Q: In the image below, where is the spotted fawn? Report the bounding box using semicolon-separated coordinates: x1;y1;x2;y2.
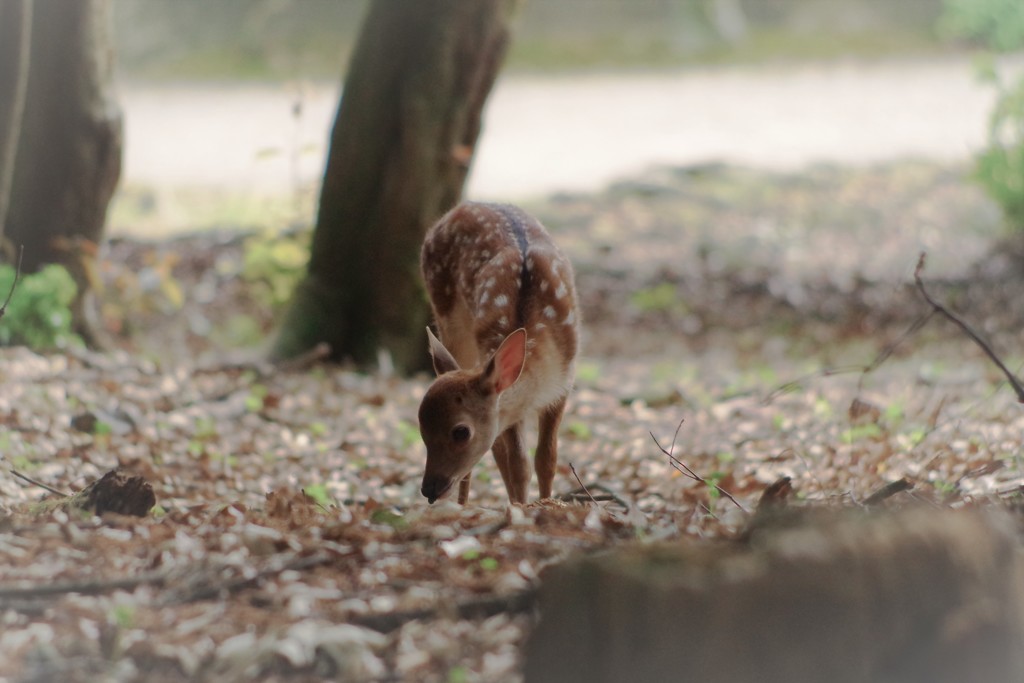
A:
418;202;579;504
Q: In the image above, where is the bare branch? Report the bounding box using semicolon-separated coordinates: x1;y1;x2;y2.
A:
568;463;598;505
862;477;914;506
651;419;748;513
352;587;538;633
0;245;23;319
915;252;1024;403
0;568;171;600
6;464;68;497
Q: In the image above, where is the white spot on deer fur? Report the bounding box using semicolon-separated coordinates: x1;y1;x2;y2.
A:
494;294;509;308
555;281;567;298
564;310;575;325
484;277;496;289
479;291;489;306
526;258;534;271
540;281;549;292
534;323;546;331
544;305;556;319
499;316;509;326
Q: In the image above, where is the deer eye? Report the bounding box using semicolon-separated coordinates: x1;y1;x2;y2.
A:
451;425;471;443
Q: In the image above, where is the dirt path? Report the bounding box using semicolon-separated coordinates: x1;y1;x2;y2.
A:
114;54;1017;235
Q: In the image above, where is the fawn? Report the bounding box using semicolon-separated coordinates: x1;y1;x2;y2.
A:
418;202;579;505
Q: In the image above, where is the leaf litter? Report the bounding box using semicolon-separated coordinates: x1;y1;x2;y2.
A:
2;161;1024;681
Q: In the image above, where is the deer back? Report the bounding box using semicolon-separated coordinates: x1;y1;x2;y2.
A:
421;202;578;422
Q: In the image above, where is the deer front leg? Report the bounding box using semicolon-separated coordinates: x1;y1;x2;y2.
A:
457;473;472;505
535;396;567;499
492;422;529;504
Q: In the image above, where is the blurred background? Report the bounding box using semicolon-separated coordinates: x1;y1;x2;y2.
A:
108;0;1021;236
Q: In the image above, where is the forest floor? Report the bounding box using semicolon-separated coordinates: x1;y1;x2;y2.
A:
2;160;1024;682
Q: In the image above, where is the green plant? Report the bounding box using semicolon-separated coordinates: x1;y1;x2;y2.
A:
447;666;469;683
111;604;135;629
461;548;499;571
303;483;332;507
242;230;310;312
841;423;883;444
939;0;1024;230
567;420;592;439
245;384;268;412
0;264;80;349
370;507;408;530
975;69;1024;229
630;282;684;313
939;0;1024;51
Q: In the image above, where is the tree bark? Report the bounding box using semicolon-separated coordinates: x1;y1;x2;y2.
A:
272;0;513;372
525;509;1024;683
0;0;32;242
2;0;122;342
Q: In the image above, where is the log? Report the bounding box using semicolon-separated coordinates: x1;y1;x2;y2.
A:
524;509;1024;683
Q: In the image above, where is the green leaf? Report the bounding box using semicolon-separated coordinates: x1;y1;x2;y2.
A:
370;508;408;530
567;421;592;439
303;483;332;507
111;604;135;629
841;423;883;444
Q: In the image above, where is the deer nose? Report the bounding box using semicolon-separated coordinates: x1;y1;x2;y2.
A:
421;475;450;504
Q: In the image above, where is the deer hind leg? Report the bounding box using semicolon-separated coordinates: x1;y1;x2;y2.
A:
491;422;529;504
535;395;567;499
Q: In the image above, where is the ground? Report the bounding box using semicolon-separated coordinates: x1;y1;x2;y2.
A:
1;160;1023;682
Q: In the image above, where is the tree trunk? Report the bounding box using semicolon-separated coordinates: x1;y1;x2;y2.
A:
0;0;32;242
525;509;1024;683
271;0;513;372
3;0;122;342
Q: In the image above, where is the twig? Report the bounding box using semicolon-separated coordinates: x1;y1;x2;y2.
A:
0;551;340;610
6;466;70;497
651;419;748;513
0;567;172;599
274;341;332;373
862;477;914;506
556;482;633;512
762;364;867;404
763;312;933;405
351;587;538;633
915;252;1024;403
568;463;597;505
193;342;332;378
0;245;23;319
162;550;336;605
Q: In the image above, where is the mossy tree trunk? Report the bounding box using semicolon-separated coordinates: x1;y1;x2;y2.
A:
1;0;122;343
271;0;514;372
525;510;1024;683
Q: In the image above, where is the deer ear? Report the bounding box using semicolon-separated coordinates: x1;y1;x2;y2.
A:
427;327;460;376
484;328;527;394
